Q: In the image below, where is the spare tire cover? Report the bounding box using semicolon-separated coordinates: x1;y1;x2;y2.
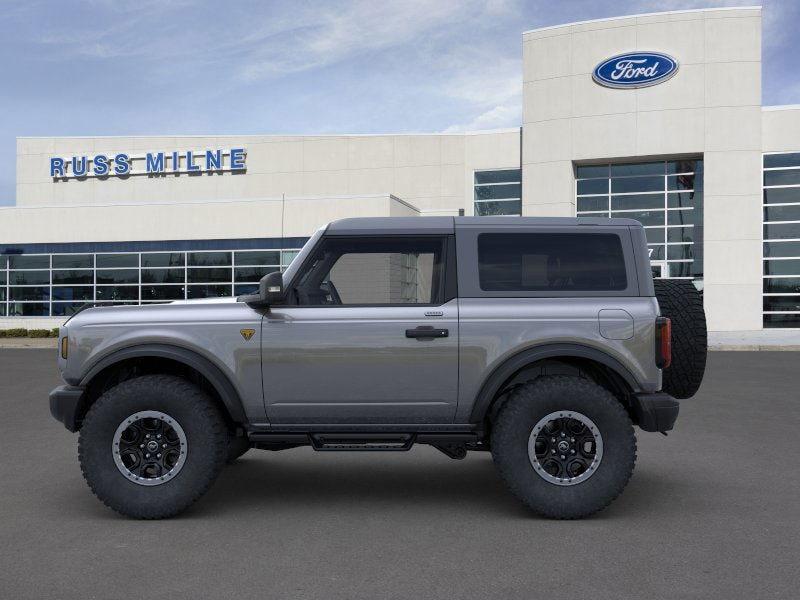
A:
654;279;707;399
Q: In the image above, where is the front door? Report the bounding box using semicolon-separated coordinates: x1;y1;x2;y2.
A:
261;235;458;424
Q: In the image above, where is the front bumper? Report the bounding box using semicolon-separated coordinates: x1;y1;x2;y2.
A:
632;392;679;433
49;385;85;432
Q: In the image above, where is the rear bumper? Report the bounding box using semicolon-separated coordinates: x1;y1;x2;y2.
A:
632;392;679;433
49;385;85;432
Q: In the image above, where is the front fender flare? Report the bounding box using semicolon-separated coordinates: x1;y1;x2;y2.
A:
79;343;247;423
468;343;641;423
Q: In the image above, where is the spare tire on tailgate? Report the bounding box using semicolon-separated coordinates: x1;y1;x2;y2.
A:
654;279;707;399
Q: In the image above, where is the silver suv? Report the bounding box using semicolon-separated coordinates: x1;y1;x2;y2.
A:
49;217;707;519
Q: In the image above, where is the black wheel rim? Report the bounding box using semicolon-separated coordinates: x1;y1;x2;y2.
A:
528;411;603;486
112;411;187;486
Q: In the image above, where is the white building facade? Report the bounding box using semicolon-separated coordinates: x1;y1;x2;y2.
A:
3;6;799;333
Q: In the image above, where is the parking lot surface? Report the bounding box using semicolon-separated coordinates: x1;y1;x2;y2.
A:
1;349;798;599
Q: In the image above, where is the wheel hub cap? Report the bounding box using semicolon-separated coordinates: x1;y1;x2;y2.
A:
528;411;603;486
112;411;187;487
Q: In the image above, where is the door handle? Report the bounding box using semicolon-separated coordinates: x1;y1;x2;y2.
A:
405;326;449;339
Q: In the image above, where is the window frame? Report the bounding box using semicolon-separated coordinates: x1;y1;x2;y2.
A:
455;224;640;298
283;234;455;308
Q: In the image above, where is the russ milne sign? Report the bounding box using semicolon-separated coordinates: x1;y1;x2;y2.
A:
592;52;678;89
50;148;246;179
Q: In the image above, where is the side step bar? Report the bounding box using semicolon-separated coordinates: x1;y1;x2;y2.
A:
247;431;483;459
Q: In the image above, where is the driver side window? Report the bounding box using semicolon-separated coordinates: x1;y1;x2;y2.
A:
293;237;445;306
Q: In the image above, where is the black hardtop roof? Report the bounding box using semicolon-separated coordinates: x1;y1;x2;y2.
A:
325;216;642;235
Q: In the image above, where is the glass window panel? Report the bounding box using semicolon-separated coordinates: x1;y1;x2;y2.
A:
474;183;521;201
96;254;138;268
234;284;258;295
187;267;231;283
10;287;50;301
667;262;693;277
764;314;800;328
667;191;701;209
96;286;139;301
576;179;608;195
667;174;698;191
188;251;231;267
577;197;608;212
764;223;800;240
644;228;665;244
0;304;5;316
52;286;93;301
610;210;664;226
187;284;233;299
52;270;93;284
141;268;184;284
0;288;5;301
52;254;93;269
0;255;6;269
667;245;694;260
764;153;800;168
234;267;274;283
764;170;800;187
0;271;5;285
764;205;800;222
281;251;299;266
477;233;627;292
763;278;800;294
9;255;48;269
648;245;665;261
763;188;800;205
575;165;608;179
667;160;702;174
610;162;664;176
8;302;49;316
764;259;800;276
51;302;87;317
141;285;184;301
763;296;800;312
667;227;694;243
611;194;664;210
141;253;185;267
234;251;280;266
611;176;663;194
668;209;698;226
9;270;49;285
96;269;138;284
474;200;521;216
764;241;800;258
474;169;521;184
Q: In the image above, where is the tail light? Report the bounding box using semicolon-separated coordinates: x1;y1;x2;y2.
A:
655;317;671;369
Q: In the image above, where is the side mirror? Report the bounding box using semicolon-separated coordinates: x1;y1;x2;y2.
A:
238;271;284;308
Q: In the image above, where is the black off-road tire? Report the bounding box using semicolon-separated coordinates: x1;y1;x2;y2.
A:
226;434;251;463
78;374;228;519
491;376;637;519
654;279;707;399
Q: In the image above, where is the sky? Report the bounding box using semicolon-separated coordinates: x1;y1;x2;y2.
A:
1;0;799;206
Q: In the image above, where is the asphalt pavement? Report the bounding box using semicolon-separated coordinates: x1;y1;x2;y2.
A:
1;349;798;599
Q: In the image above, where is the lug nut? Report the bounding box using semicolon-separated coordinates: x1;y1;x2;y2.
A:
551;438;555;443
146;434;150;439
570;449;575;454
570;438;575;442
139;444;144;448
157;434;161;439
145;453;150;458
157;453;161;458
162;443;167;448
551;449;556;454
561;432;566;438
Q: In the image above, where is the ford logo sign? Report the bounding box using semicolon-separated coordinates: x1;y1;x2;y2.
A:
592;52;678;89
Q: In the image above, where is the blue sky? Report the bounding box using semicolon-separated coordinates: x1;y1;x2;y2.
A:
2;0;798;206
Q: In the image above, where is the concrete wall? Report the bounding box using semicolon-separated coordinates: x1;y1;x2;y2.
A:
522;7;763;331
16;131;521;217
763;106;800;152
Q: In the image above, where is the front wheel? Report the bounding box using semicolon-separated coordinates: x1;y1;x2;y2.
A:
78;374;228;519
491;376;637;519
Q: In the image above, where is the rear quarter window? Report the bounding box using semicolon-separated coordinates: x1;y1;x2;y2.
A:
477;232;627;292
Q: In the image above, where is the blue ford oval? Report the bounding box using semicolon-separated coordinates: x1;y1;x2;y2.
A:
593;52;678;89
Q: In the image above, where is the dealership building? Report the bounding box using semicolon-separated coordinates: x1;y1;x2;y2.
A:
3;5;800;335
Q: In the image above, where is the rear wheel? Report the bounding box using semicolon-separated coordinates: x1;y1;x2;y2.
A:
78;374;228;519
654;279;707;399
491;376;636;519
